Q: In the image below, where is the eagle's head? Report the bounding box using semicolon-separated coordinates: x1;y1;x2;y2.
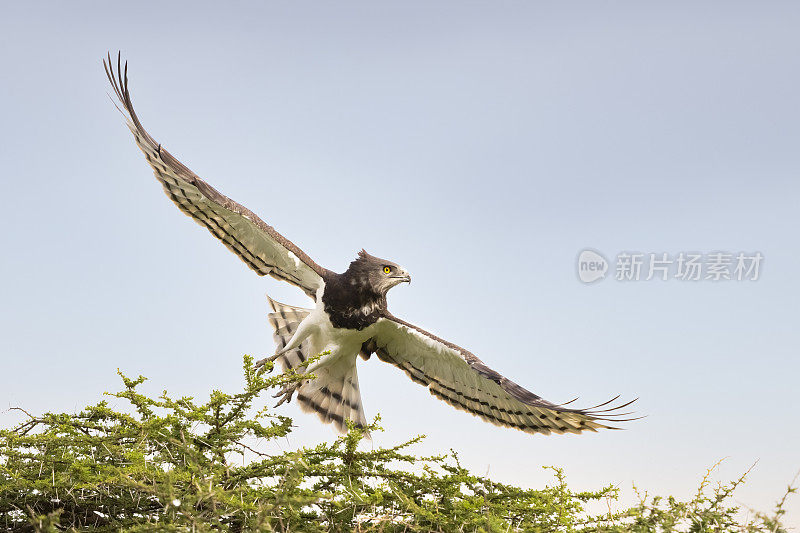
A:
346;249;411;295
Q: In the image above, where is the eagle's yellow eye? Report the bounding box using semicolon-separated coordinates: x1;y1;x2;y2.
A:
383;266;391;274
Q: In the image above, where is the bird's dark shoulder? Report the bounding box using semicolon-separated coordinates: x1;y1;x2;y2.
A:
321;271;386;331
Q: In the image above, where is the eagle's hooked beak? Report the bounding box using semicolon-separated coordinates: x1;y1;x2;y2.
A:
393;269;412;285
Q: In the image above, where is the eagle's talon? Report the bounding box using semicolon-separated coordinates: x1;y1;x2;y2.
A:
254;357;272;372
255;352;285;373
273;382;300;407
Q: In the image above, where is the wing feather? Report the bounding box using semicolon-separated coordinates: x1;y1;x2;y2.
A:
371;314;637;436
104;53;326;299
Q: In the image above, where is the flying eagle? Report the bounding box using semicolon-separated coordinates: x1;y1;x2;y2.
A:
104;53;635;436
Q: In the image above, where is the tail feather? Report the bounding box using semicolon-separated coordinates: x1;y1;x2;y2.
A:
296;363;368;434
266;296;311;372
267;295;368;434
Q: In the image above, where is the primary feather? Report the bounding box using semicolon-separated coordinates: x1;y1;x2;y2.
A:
104;53;326;299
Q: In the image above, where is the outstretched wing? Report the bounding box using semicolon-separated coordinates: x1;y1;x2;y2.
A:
104;53;326;299
370;314;636;435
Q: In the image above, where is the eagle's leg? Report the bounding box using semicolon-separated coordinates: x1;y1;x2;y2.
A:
255;314;317;371
301;356;332;376
271;352;343;407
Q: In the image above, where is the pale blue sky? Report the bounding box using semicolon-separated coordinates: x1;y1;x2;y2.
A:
1;1;798;525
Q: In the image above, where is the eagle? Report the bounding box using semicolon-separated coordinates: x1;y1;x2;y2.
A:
104;53;635;436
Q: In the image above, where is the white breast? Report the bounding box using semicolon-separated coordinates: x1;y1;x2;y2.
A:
304;303;376;365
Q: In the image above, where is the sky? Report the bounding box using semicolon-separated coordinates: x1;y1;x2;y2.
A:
1;1;798;526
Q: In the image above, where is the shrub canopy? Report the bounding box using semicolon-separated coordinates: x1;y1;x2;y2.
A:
0;356;795;532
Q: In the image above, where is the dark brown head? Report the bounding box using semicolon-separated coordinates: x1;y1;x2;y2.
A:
345;249;411;296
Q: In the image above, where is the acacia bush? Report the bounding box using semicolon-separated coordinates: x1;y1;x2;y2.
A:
0;356;795;532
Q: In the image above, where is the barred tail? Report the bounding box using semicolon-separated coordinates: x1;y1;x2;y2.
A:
267;296;312;372
266;296;368;434
296;361;368;434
